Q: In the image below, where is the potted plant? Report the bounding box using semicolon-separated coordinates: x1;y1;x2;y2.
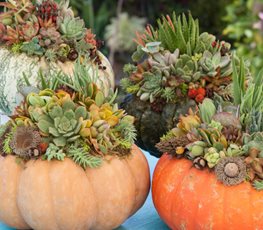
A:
0;0;114;115
0;64;150;230
120;12;249;157
152;60;263;229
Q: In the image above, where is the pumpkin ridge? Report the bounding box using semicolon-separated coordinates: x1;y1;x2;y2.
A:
155;159;192;229
152;154;174;189
184;167;213;230
47;161;62;230
124;146;150;216
251;186;263;228
123;157;138;215
169;161;199;230
192;170;223;230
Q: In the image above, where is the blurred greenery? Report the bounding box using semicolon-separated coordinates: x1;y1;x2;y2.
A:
223;0;263;74
71;0;233;41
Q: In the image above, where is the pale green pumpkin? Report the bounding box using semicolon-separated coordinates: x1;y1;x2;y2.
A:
0;48;114;115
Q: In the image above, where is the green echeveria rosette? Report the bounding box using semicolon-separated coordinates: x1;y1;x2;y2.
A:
120;12;250;157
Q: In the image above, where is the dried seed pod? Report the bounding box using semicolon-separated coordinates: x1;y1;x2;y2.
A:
215;157;246;186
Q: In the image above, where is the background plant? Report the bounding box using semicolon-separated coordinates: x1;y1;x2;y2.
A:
223;0;263;74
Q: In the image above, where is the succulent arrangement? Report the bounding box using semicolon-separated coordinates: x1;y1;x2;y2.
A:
0;63;136;169
120;12;249;156
156;59;263;189
0;0;100;63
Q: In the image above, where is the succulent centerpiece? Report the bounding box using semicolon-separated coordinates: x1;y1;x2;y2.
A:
0;0;114;115
0;64;150;230
120;12;249;157
152;60;263;229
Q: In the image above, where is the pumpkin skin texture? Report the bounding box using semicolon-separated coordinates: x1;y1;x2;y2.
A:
121;94;196;157
0;145;150;230
152;154;263;230
0;48;114;115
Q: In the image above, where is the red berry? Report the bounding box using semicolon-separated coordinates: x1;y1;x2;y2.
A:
195;94;205;103
188;89;198;99
212;41;217;47
197;88;206;96
39;142;49;153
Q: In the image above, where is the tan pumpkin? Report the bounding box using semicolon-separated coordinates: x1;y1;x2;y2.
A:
0;145;150;230
152;154;263;230
0;48;115;115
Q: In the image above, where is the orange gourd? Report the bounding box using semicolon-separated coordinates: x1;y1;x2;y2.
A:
152;154;263;230
0;145;150;230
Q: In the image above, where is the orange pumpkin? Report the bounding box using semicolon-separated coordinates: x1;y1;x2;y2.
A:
152;154;263;230
0;145;150;230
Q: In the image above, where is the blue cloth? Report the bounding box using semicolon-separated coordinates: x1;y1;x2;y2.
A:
0;151;170;230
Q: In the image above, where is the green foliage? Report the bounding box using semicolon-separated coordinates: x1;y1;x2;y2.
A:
0;122;10;137
34;97;87;147
20;38;45;56
59;16;86;40
138;12;218;55
198;98;216;124
223;0;263;74
3;132;13;154
232;57;246;105
44;144;66;161
67;145;102;169
160;129;176;142
253;180;263;191
114;116;137;145
105;12;146;52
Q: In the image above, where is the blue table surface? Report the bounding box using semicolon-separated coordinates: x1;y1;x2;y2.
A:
0;149;170;230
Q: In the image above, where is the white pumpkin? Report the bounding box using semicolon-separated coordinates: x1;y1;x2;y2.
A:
0;48;114;115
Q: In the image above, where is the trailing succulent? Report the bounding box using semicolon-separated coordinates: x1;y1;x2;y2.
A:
156;60;263;190
0;64;136;169
0;0;101;64
120;13;249;157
